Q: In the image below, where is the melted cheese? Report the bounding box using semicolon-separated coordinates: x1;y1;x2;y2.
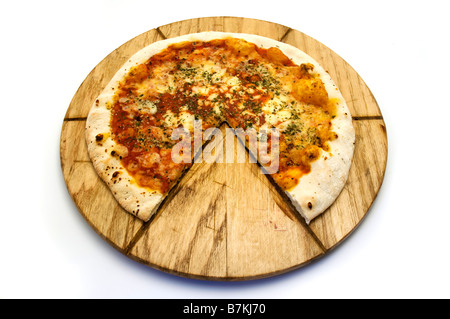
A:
110;37;338;194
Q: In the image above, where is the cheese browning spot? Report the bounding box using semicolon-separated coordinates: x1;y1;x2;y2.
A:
109;37;338;194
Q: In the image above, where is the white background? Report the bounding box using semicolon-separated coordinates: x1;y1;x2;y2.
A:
1;0;449;299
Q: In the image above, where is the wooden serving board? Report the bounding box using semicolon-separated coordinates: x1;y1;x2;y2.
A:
60;17;388;280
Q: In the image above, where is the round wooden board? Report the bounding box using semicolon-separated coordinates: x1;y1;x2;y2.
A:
60;17;388;281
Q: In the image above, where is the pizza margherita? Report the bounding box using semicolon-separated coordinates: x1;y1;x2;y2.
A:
85;32;355;224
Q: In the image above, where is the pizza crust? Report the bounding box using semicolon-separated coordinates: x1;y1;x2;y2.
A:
285;99;355;223
86;103;164;220
86;31;355;223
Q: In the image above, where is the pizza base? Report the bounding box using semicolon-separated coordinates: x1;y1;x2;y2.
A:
86;31;355;223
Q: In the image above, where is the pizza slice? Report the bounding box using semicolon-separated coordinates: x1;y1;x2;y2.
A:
85;32;355;224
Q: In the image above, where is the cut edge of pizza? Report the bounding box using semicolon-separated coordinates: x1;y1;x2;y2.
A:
85;31;355;224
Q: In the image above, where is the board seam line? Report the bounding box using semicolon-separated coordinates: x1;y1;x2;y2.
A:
156;27;168;40
231;128;328;254
123;124;225;255
352;116;383;120
280;28;293;43
63;117;87;121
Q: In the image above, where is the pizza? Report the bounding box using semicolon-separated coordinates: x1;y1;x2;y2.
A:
85;31;355;224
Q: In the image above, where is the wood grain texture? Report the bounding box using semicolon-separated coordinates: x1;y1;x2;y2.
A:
60;17;388;280
128;126;324;279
